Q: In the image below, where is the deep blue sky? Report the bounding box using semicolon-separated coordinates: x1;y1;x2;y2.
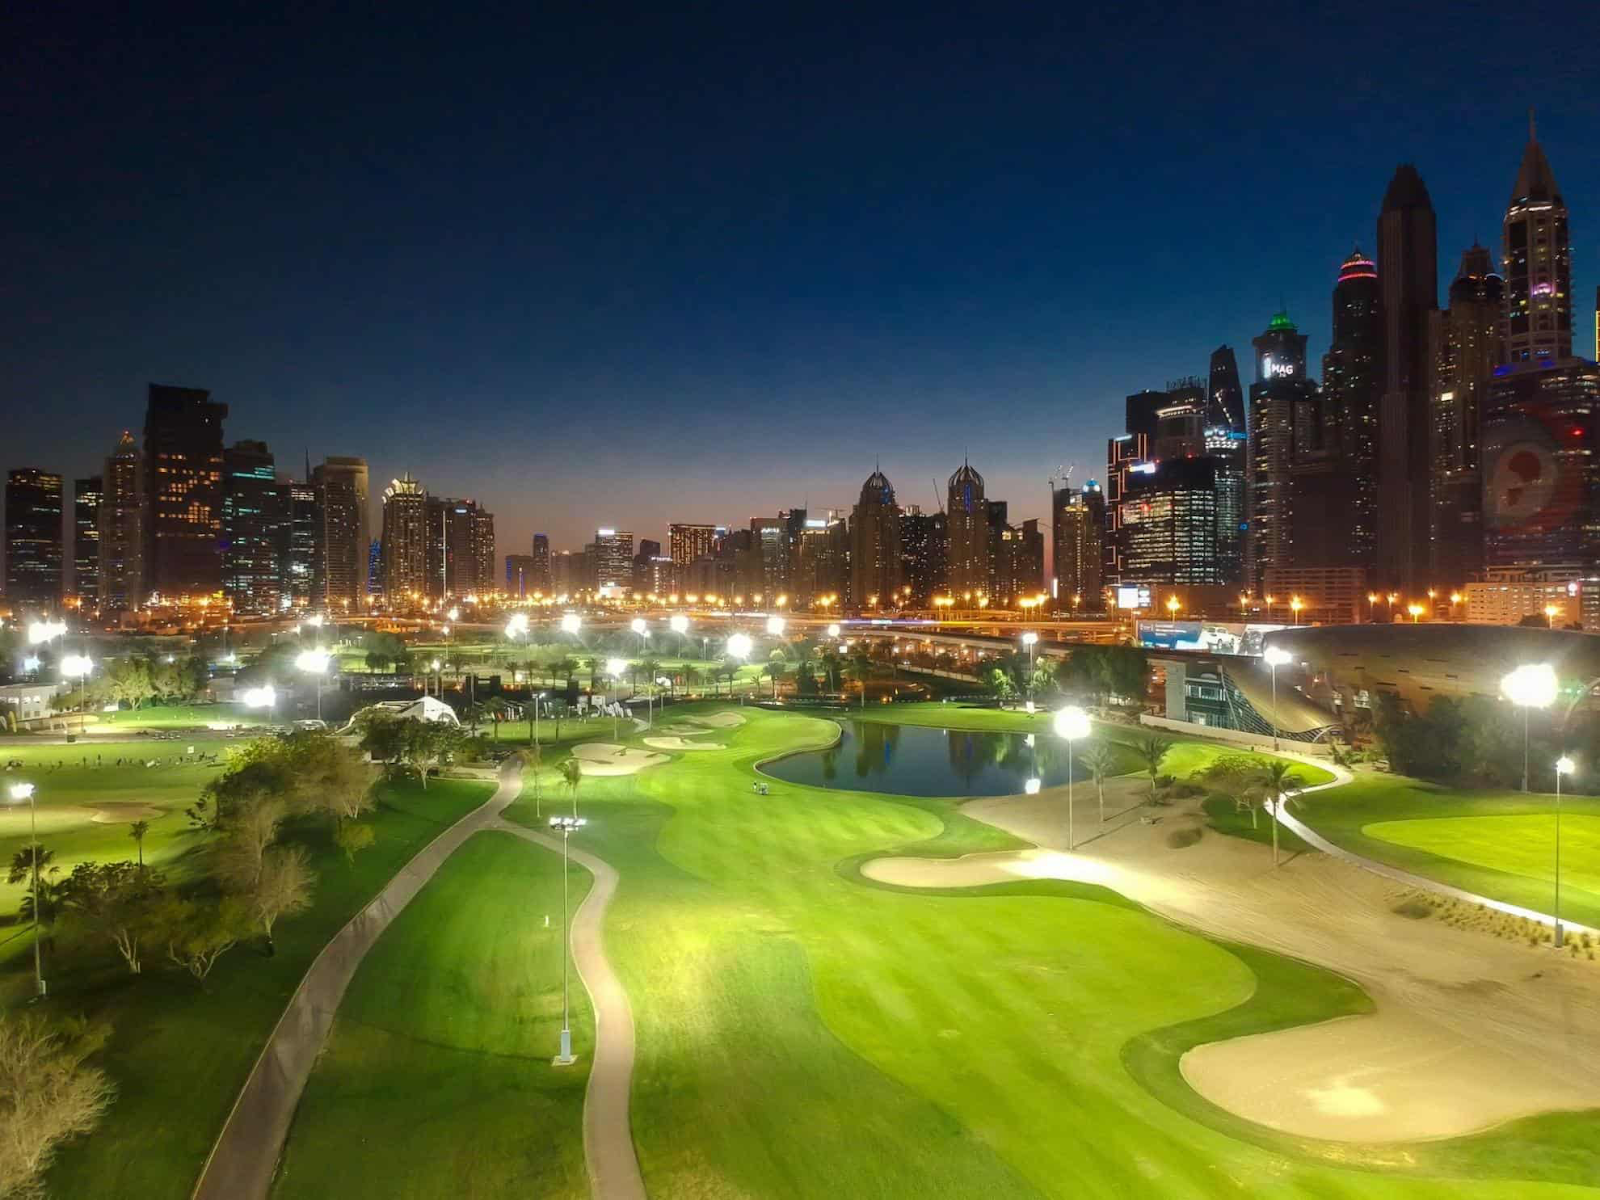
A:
5;2;1598;559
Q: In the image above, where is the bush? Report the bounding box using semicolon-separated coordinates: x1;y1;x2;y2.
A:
1165;826;1202;849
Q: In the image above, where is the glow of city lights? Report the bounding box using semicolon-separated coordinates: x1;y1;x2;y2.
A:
766;616;786;636
59;655;93;679
505;612;530;639
727;633;753;659
669;614;689;634
448;607;460;622
1053;705;1090;741
560;613;582;635
26;620;67;645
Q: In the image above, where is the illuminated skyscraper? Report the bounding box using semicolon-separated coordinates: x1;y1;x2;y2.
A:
1429;245;1504;582
1375;165;1439;589
592;528;634;592
945;460;989;596
531;533;552;592
221;441;284;615
669;523;717;566
899;506;947;604
73;476;102;606
143;383;228;600
382;474;428;601
1053;481;1104;609
4;468;63;608
1247;312;1319;589
1117;458;1220;586
1322;246;1380;570
313;457;369;605
1502;115;1571;365
849;467;901;610
98;432;143;610
1207;346;1244;431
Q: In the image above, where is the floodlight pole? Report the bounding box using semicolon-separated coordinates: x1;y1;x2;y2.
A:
1554;764;1565;948
29;788;44;997
1270;659;1280;753
1522;707;1530;793
550;816;586;1065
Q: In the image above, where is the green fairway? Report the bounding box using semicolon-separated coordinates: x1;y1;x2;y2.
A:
500;705;1599;1197
272;832;591;1200
1366;813;1600;906
92;701;253;729
37;776;494;1198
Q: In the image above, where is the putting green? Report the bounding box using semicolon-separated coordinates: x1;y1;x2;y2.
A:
1365;814;1600;902
271;832;591;1199
501;706;1600;1197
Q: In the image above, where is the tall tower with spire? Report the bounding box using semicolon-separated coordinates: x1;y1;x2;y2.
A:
1322;247;1380;571
849;464;902;610
945;460;989;597
1375;164;1438;590
1502;111;1571;364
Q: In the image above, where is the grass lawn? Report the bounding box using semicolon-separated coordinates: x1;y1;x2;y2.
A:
36;776;494;1198
92;701;253;730
271;832;591;1200
501;704;1599;1197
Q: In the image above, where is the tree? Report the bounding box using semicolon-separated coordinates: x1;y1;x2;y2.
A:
248;846;315;945
560;756;583;813
128;821;149;868
282;732;376;823
986;667;1018;700
720;656;741;697
1202;754;1266;829
212;796;286;892
399;721;463;790
0;1012;115;1199
1134;735;1168;802
763;659;787;698
357;711;409;770
157;896;248;984
462;700;486;735
58;861;166;975
103;657;156;710
482;697;510;741
334;822;376;865
1253;759;1305;867
7;845;53;887
1078;741;1120;822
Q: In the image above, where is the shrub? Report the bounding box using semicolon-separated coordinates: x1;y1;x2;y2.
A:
1165;827;1202;849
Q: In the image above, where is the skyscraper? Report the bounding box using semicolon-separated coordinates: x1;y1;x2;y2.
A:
280;481;321;609
4;469;63;607
1322;246;1381;571
142;383;228;600
313;457;369;606
1376;165;1439;589
669;524;717;566
1118;458;1220;586
849;467;901;610
899;506;947;605
426;498;496;598
994;518;1043;604
1104;432;1148;592
506;554;537;597
1207;346;1244;431
1429;245;1505;582
945;461;988;597
382;474;428;602
592;528;634;592
1502;115;1571;365
222;441;284;616
531;533;552;593
1052;481;1104;610
1246;312;1320;588
98;432;143;610
73;476;102;606
1204;426;1246;584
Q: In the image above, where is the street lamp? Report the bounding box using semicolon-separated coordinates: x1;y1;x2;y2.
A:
242;684;277;726
1290;596;1302;625
431;658;442;698
296;649;332;722
560;613;582;636
827;623;841;639
1367;592;1378;622
1021;631;1038;682
548;815;588;1065
1407;603;1423;624
1502;663;1558;792
1053;705;1091;851
766;616;786;636
61;654;92;733
1545;604;1559;629
1554;755;1574;948
1165;595;1180;618
9;783;46;996
1263;646;1291;752
669;614;689;635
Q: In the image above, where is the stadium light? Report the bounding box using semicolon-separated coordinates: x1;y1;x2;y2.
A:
1263;646;1291;752
548;814;588;1064
1502;664;1558;792
1052;705;1091;850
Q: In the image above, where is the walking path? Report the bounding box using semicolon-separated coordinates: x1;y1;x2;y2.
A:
495;817;647;1200
191;758;644;1200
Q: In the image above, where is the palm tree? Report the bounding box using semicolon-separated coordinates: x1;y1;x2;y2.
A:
559;756;583;816
129;820;150;867
463;700;486;735
1078;742;1120;822
1253;759;1305;867
764;660;787;698
1134;735;1169;802
483;696;510;741
847;651;876;708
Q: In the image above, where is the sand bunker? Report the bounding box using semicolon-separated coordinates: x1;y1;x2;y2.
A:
570;743;668;776
82;803;165;824
862;775;1600;1142
643;737;722;751
683;712;745;729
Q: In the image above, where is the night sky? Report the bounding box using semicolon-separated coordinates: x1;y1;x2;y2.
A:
6;3;1599;559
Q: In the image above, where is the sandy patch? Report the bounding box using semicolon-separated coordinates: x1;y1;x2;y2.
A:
683;712;745;729
82;803;166;824
863;775;1600;1142
570;743;669;776
643;737;723;751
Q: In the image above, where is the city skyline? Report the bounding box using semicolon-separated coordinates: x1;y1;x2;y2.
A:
6;6;1599;558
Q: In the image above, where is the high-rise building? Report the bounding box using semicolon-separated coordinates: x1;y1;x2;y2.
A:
1481;358;1600;571
1205;427;1247;584
98;432;143;610
1322;247;1381;571
985;499;1010;596
1246;312;1321;589
313;457;369;606
506;554;537;597
994;518;1044;604
73;476;102;606
1429;245;1505;583
4;469;63;607
1207;346;1244;431
945;461;989;597
849;467;901;610
1375;165;1439;589
1118;458;1221;586
1502;116;1571;365
899;506;947;605
1154;380;1207;458
367;539;383;600
469;506;495;594
530;533;553;593
221;441;284;616
1052;481;1104;610
280;481;321;610
425;498;496;598
1104;432;1149;591
382;474;428;602
751;517;789;599
592;528;634;592
669;523;717;566
1125;390;1170;445
550;550;584;596
142;383;228;600
791;513;848;607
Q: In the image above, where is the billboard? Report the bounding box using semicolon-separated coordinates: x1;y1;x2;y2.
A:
1137;620;1287;657
1116;585;1152;610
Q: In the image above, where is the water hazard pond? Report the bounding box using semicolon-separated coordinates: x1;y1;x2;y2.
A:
760;718;1083;798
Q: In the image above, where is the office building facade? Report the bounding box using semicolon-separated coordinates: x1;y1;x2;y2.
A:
143;383;228;599
98;432;144;610
4;469;64;607
73;476;102;605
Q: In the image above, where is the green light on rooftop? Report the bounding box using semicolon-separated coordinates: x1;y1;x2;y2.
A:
1268;310;1295;331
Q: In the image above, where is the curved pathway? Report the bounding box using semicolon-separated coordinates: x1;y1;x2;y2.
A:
494;817;647;1200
